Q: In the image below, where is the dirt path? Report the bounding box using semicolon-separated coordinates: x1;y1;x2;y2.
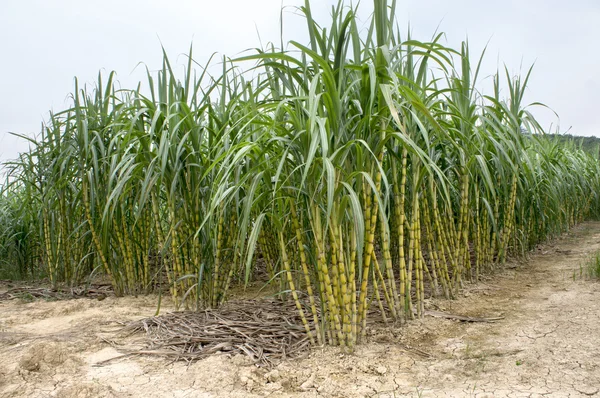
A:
1;222;600;398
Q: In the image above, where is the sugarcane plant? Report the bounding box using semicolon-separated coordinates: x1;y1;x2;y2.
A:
1;0;599;349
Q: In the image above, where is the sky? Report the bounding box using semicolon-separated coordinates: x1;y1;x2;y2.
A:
1;0;599;162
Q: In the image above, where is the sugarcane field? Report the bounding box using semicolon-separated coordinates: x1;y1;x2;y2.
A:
1;0;600;397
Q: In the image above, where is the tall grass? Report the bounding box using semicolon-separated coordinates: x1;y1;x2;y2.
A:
1;0;600;347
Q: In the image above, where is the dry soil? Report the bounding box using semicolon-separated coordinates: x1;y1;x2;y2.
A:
1;222;600;397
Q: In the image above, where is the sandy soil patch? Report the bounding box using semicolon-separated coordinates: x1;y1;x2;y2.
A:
1;222;600;397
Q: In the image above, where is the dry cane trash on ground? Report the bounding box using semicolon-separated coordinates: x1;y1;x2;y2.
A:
0;284;113;301
106;296;503;368
114;298;316;367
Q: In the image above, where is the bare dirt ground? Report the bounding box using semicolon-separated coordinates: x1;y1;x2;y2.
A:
1;222;600;398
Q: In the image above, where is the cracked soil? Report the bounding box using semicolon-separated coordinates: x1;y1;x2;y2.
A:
1;222;600;397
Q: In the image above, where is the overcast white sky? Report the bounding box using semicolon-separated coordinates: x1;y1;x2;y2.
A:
1;0;599;162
